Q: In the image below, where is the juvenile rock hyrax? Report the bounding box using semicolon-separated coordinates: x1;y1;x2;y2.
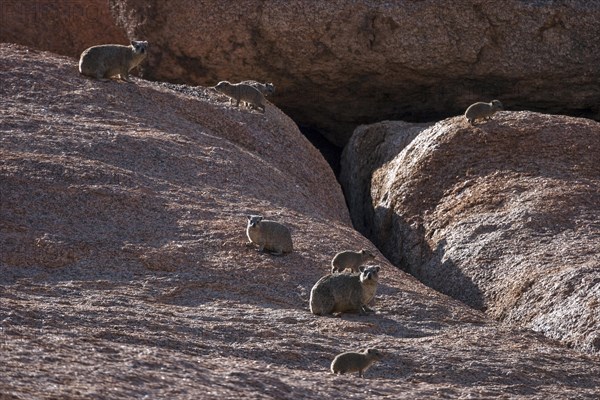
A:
246;215;293;256
464;100;504;124
215;81;266;112
331;249;375;274
331;348;384;378
310;266;380;315
78;41;149;82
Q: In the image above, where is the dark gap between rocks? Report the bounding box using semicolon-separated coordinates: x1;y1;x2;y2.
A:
298;124;342;178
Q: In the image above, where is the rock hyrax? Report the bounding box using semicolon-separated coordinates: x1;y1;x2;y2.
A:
331;249;375;274
215;81;266;112
246;215;293;256
310;266;380;315
79;40;148;82
464;100;503;124
331;348;384;378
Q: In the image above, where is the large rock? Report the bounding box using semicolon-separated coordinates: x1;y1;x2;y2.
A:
109;0;600;146
341;112;600;353
0;0;128;57
2;44;600;398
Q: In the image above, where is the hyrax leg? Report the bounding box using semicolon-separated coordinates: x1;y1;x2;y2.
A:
119;68;132;83
360;305;374;314
256;243;284;256
270;248;284;257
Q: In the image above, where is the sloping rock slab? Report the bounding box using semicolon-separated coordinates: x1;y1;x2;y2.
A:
1;45;599;398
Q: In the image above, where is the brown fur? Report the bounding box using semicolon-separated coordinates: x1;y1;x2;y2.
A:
215;81;266;112
465;100;503;124
331;348;384;378
331;249;375;273
79;41;148;82
246;215;293;256
310;266;380;315
240;80;275;96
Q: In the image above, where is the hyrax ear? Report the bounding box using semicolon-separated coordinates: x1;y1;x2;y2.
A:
374;266;381;272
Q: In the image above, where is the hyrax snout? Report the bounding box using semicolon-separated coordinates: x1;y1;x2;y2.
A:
79;40;148;82
310;265;380;315
331;249;375;273
246;215;293;256
330;348;384;378
464;100;503;124
215;81;266;112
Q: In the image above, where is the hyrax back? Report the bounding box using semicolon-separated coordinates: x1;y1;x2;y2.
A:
240;80;276;97
246;215;293;256
465;100;503;124
310;266;380;315
331;249;375;273
331;348;384;378
79;41;148;82
215;81;266;112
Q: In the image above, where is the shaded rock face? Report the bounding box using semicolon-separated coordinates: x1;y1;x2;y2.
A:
340;121;434;237
109;0;600;146
341;112;600;353
0;0;128;57
3;44;600;398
